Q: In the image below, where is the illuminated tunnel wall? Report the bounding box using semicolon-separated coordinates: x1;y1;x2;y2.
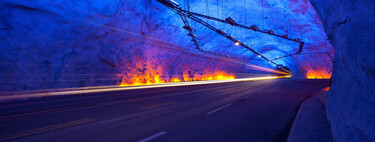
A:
310;0;375;141
0;0;333;91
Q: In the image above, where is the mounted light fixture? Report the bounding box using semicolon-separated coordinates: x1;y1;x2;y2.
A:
156;0;304;63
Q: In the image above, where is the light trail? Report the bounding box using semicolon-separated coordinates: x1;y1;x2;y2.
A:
246;65;288;75
0;76;291;102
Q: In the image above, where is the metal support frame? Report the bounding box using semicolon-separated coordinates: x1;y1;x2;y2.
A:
271;51;331;61
179;14;200;49
156;0;293;73
180;10;305;54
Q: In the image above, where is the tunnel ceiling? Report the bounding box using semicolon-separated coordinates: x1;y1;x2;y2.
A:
0;0;334;91
154;0;334;77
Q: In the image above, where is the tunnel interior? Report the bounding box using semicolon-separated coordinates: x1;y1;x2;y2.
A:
0;0;333;91
1;0;374;141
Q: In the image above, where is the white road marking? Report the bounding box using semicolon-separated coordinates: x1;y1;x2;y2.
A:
242;95;251;100
138;131;167;142
207;103;233;114
0;76;291;102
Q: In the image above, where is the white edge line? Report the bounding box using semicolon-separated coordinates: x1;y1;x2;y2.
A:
0;76;291;101
207;103;233;115
138;131;167;142
242;95;251;100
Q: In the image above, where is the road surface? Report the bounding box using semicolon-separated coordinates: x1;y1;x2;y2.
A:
0;79;329;142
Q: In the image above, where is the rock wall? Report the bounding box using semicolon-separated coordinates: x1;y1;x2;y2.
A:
0;0;246;91
309;0;375;141
0;0;333;92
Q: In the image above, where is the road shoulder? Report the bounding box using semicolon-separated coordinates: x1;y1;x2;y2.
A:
287;89;333;142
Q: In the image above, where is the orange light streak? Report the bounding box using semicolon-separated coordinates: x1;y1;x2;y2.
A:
324;87;330;92
0;75;291;102
246;65;288;75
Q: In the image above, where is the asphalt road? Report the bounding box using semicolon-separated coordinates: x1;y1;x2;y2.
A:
0;79;329;142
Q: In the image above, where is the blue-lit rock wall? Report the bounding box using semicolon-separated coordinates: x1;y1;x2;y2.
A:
310;0;375;141
0;0;332;91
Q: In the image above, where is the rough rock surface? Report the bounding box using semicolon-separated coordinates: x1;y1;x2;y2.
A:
310;0;375;141
0;0;332;91
287;96;333;142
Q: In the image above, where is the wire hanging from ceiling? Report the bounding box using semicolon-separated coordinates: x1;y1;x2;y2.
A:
187;0;190;11
221;0;224;20
262;0;265;30
205;0;209;16
182;0;185;11
244;0;247;25
216;0;220;27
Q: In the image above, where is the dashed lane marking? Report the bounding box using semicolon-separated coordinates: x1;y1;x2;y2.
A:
207;103;233;114
138;131;167;142
141;101;178;110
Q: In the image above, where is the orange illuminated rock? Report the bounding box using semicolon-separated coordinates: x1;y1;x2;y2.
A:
306;69;331;79
120;68;235;86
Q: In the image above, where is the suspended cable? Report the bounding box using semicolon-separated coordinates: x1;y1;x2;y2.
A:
187;0;190;11
277;3;279;33
262;0;264;30
223;0;227;31
156;0;304;69
205;0;209;16
221;0;224;19
234;11;237;36
276;3;281;49
271;52;331;61
42;0;264;70
216;0;220;27
244;0;247;25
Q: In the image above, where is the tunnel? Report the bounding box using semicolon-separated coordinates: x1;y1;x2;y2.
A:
0;0;374;141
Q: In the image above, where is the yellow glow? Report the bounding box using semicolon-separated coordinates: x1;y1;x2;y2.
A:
121;70;236;87
306;70;331;79
190;71;235;81
235;42;240;45
172;78;181;82
1;76;291;101
246;64;288;75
